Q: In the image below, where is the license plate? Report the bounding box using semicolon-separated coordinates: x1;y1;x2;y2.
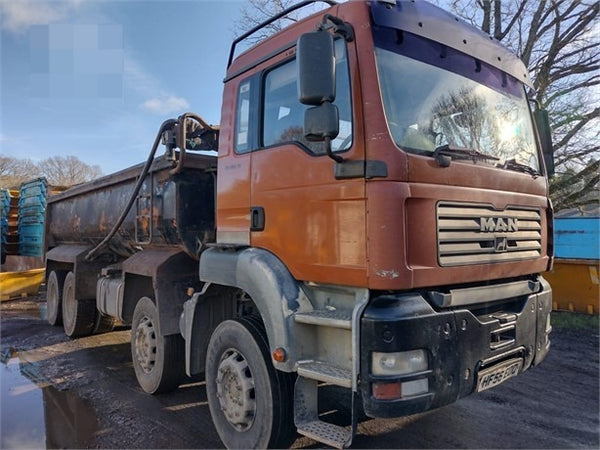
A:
476;358;523;392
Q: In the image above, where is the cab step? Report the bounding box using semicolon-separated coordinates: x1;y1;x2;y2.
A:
294;309;352;329
296;420;351;449
297;360;352;388
294;375;355;448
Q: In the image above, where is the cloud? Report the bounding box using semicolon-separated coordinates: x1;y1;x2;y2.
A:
124;57;190;115
123;56;161;98
0;0;81;35
141;96;190;114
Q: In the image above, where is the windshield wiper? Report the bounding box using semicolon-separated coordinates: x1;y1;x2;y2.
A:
498;158;541;178
433;144;499;167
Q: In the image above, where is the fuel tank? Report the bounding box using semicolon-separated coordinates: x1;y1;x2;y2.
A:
44;154;216;260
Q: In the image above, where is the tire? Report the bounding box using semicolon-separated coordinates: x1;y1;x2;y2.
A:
131;297;184;394
93;311;116;334
62;271;96;338
47;270;67;326
206;317;296;449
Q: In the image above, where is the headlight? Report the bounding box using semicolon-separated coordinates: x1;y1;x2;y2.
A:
372;349;428;376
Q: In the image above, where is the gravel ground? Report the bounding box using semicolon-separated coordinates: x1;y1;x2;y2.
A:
1;296;598;449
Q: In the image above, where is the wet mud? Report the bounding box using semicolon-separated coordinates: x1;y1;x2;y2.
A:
1;296;598;449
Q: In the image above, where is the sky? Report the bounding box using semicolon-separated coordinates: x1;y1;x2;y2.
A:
0;0;247;174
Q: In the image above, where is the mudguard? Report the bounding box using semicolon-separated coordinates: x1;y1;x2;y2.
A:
199;247;312;371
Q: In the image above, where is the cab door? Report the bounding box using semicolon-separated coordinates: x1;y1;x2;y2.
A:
216;76;254;246
250;39;368;286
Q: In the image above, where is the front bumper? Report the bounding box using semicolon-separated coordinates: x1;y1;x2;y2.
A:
360;276;552;418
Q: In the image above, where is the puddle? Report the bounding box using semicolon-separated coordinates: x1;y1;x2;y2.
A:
1;352;98;449
0;301;43;320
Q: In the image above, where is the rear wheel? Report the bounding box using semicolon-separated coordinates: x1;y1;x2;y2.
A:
47;270;67;326
206;317;296;449
62;271;95;338
131;297;184;394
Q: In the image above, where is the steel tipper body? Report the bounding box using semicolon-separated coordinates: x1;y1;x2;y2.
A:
44;151;217;391
44;154;216;258
193;0;553;448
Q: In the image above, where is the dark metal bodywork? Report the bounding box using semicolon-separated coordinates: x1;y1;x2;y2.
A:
44;154;217;261
44;153;216;335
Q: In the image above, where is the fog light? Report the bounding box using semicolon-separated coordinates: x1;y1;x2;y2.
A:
372;378;429;400
372;349;428;376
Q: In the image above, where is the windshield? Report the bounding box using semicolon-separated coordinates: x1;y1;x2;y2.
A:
374;32;540;172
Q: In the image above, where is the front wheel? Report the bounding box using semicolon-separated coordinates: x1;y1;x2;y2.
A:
131;297;184;394
205;317;296;449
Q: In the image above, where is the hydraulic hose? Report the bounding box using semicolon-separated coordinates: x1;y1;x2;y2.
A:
170;112;212;175
85;119;177;261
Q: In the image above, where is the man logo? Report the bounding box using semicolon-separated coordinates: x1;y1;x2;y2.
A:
494;236;508;252
480;217;518;232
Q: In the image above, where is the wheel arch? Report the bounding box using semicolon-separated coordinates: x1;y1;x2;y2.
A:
199;247;311;372
121;273;154;324
122;249;201;335
182;283;240;376
45;245;104;299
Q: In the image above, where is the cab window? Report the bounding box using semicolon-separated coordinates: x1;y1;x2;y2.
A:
262;39;352;154
235;80;252;153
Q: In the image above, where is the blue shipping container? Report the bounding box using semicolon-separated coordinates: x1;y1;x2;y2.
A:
18;223;44;238
20;177;47;190
18;195;46;208
20;184;46;198
554;217;600;260
19;205;45;216
18;244;43;257
19;213;46;224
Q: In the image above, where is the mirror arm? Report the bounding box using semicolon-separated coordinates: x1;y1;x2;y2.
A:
318;14;354;41
527;97;542;111
325;137;344;163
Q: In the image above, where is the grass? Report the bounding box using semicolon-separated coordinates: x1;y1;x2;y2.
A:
551;311;599;332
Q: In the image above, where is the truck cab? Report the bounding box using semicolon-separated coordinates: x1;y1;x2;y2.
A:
198;0;552;447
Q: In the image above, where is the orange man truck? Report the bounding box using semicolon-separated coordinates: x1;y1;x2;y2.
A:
43;1;554;448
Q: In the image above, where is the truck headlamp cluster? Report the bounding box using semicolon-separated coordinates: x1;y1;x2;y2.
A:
372;379;429;400
372;349;428;375
371;350;429;400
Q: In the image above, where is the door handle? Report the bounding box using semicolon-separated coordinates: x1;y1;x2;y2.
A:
250;206;265;231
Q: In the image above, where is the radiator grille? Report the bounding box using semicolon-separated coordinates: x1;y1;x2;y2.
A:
437;203;542;266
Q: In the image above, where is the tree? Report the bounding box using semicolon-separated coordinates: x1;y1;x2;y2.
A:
549;159;599;210
0;155;40;189
0;154;102;189
433;0;599;211
234;0;331;45
37;155;102;186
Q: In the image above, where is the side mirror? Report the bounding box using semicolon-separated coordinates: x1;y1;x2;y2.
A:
533;108;554;176
297;30;342;162
297;31;336;105
304;102;339;142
